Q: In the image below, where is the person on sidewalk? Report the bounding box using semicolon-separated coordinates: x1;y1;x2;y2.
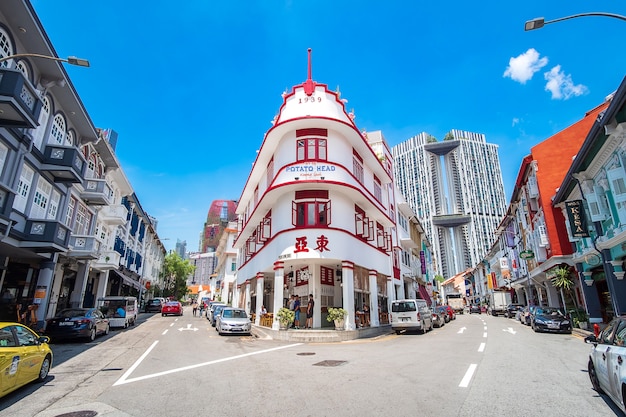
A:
305;294;314;329
293;295;301;329
192;300;198;317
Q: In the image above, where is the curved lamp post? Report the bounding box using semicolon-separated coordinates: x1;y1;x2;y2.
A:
525;12;626;31
0;53;89;66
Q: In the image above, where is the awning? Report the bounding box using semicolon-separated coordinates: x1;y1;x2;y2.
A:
112;269;141;291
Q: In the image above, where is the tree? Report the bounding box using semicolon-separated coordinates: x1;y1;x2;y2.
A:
550;265;582;319
161;252;195;300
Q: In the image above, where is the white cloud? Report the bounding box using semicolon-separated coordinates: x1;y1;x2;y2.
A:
543;65;588;100
503;48;548;84
512;117;520;127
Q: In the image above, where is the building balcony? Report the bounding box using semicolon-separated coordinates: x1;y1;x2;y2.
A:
40;145;86;183
0;68;43;129
99;204;128;225
20;220;70;252
67;235;102;260
80;178;112;206
91;250;121;270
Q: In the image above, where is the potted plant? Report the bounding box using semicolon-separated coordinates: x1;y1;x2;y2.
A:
326;307;347;330
276;307;294;330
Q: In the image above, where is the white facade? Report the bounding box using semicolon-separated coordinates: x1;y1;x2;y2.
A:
234;59;396;330
392;129;507;280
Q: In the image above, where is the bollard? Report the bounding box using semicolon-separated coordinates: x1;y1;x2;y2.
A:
593;323;600;337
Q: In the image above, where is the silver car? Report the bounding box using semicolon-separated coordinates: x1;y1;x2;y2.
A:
585;315;626;413
216;308;252;335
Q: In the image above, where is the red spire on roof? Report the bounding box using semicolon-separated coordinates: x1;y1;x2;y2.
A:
303;48;316;96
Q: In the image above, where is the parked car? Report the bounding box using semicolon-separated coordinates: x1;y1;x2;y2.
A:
211;305;227;327
207;302;226;322
216;308;252;335
519;305;535;325
161;301;183;316
431;309;446;328
390;299;433;334
439;305;456;321
585;316;626;413
435;306;451;323
469;305;481;314
504;304;525;318
529;307;572;334
0;323;52;398
145;299;163;313
45;308;110;342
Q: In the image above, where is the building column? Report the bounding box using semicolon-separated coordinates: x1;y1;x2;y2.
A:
96;270;110;300
245;280;252;316
34;260;56;327
69;262;90;308
578;266;602;323
255;273;264;325
272;262;284;330
545;283;560;308
341;261;355;330
605;252;626;316
369;270;379;327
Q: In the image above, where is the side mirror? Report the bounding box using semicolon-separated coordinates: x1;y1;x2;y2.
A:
38;336;50;344
584;335;598;344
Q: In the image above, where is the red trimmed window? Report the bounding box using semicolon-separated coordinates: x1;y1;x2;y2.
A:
266;157;274;188
373;175;382;201
256;210;271;244
376;222;392;252
297;138;327;161
320;266;334;286
355;204;374;241
292;190;330;227
353;149;364;183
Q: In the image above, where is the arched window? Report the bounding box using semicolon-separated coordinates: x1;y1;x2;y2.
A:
86;153;97;178
65;130;74;146
32;96;50;150
15;60;29;78
0;28;13;67
49;114;66;145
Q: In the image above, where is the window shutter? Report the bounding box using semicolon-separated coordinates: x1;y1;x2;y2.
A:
607;168;626;204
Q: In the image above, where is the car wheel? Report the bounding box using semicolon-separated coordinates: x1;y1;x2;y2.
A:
588;359;604;393
162;313;165;316
105;324;110;335
88;327;96;342
532;322;539;332
37;354;52;382
395;330;402;335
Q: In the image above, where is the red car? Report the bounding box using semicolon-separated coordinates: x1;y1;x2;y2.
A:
161;301;183;316
439;305;456;321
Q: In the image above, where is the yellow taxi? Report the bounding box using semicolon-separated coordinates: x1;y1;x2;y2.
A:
0;322;52;398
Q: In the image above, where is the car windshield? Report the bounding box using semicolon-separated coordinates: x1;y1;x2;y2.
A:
392;301;416;312
57;309;88;318
537;307;563;316
149;300;161;305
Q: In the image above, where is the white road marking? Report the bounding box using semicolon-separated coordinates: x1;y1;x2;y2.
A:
457;327;466;334
503;327;517;335
459;364;477;387
484;326;487;331
113;343;303;386
478;343;485;352
169;323;174;327
162;329;168;335
178;324;198;331
114;341;159;386
483;332;487;338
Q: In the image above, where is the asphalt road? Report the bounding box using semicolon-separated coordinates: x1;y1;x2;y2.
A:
0;308;622;417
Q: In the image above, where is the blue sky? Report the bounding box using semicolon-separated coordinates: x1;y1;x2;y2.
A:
31;1;626;252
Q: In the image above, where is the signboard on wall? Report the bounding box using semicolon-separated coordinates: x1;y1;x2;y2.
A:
565;200;590;238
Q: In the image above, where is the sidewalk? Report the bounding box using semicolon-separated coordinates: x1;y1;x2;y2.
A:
251;324;392;342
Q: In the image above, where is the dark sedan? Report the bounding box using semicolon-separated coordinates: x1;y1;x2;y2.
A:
45;308;110;342
469;305;481;314
530;307;572;334
504;304;525;318
145;299;163;313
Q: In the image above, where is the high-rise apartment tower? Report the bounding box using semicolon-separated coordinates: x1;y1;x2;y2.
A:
392;129;507;279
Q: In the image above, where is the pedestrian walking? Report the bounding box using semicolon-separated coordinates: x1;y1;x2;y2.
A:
293;295;301;329
192;300;198;317
305;294;314;329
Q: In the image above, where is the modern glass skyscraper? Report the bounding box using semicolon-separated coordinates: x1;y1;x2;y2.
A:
392;129;507;279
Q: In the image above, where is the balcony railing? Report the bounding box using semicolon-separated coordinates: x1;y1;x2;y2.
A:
67;235;101;260
80;178;112;206
91;249;121;270
0;68;43;129
40;145;86;183
21;220;70;252
99;204;128;225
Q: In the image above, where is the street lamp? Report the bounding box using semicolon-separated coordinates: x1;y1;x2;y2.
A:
525;12;626;31
0;53;90;67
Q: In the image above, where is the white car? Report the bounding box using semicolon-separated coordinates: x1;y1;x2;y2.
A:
216;308;251;335
585;316;626;413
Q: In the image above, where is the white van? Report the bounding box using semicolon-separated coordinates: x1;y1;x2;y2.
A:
390;299;433;334
98;296;138;328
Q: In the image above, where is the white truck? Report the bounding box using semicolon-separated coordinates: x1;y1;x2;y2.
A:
488;290;512;316
446;293;465;314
